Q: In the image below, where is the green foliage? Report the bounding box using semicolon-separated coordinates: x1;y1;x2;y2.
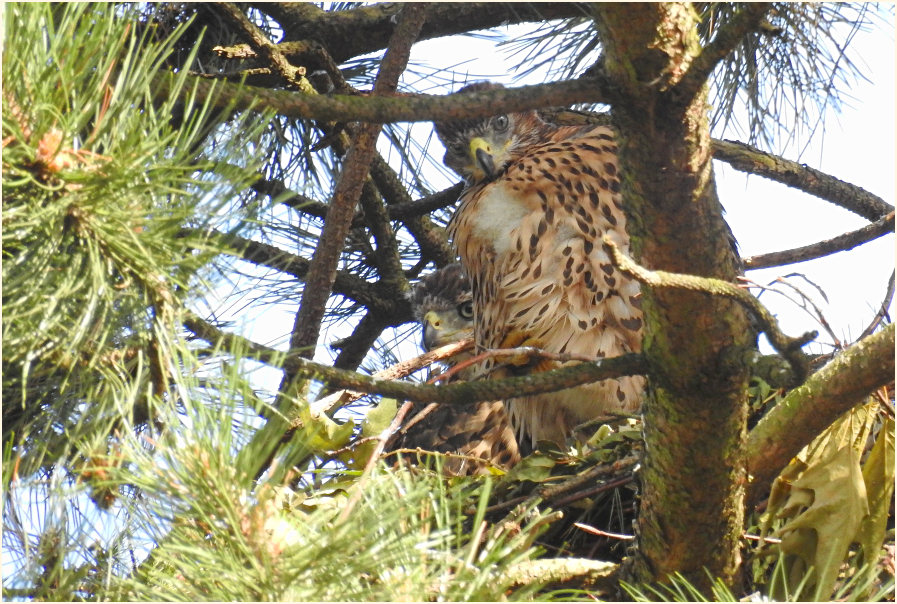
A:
109;425;555;601
2;3;267;474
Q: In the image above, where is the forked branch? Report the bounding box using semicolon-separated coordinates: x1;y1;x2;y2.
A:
603;235;816;383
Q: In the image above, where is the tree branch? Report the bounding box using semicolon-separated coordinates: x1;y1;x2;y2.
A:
744;211;894;270
857;270;895;341
329;312;390;372
287;5;426;359
214;2;314;92
182;312;648;406
255;2;587;65
205;230;381;308
156;73;610;125
745;323;895;503
502;558;618;593
318;339;474;416
712;139;894;222
603;235;815;383
682;4;773;98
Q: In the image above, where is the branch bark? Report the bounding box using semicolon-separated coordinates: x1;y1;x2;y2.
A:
682;4;773;97
744;211;894;270
155;73;610;125
256;2;587;64
745;323;895;504
183;312;648;406
287;5;426;361
712;139;894;222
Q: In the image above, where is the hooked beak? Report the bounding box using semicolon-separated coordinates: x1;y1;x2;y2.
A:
422;310;442;351
469;137;496;178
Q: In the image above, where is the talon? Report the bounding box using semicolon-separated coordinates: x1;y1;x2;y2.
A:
498;332;555;371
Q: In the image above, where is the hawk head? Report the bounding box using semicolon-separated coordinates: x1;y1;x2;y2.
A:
410;263;473;352
434;82;552;185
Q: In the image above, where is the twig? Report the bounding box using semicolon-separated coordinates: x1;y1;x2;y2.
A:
551;474;636;508
744;211;894;270
381;447;509;473
337;400;415;523
603;235;815;383
434;346;609;384
538;456;639;502
740;275;842;350
858;270;895;342
310;338;473;417
742;533;782;544
485;459;639;515
573;522;635;541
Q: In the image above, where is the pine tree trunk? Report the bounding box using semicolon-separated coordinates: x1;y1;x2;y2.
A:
592;3;756;588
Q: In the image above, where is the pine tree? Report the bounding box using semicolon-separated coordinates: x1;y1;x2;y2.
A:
3;3;893;600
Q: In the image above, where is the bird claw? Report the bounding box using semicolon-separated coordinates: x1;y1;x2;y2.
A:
498;332;556;372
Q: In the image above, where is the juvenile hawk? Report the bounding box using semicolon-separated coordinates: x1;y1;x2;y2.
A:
435;82;645;448
391;264;521;474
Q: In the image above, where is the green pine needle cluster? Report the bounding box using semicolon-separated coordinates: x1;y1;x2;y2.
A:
2;3;266;474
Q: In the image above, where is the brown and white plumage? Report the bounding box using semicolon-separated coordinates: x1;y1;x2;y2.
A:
435;82;645;448
393;264;520;474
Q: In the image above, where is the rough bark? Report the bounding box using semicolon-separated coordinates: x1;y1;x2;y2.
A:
256;2;587;65
592;3;763;588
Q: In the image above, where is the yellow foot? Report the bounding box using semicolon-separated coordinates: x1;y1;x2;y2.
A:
498;332;556;372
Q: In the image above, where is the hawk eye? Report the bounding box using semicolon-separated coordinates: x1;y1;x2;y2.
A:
457;300;474;320
448;141;467;155
493;115;510;131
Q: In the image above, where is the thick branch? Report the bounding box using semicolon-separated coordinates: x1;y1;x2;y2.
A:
746;323;895;503
288;5;426;358
256;3;586;65
156;73;609;125
712;139;894;222
744;211;894;270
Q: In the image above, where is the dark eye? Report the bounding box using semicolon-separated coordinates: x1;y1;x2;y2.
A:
457;300;473;320
493;115;509;131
